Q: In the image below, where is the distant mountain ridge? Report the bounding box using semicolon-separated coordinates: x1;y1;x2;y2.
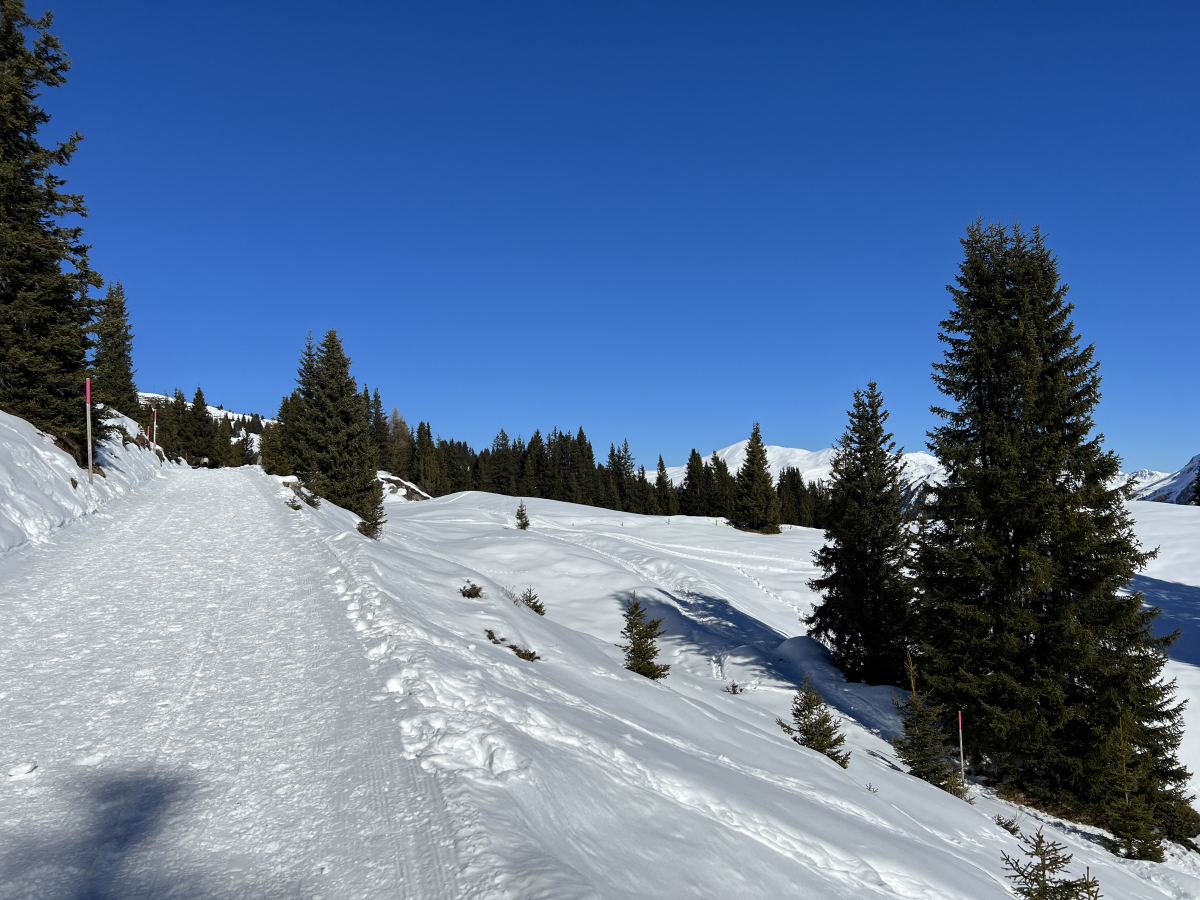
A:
668;440;1199;505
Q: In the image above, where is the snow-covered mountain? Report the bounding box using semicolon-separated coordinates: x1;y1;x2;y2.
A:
1125;455;1199;505
665;440;944;495
137;390;271;424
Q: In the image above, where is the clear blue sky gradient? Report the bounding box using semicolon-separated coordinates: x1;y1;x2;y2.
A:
41;2;1199;471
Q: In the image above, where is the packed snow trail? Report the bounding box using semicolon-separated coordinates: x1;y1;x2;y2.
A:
0;467;462;899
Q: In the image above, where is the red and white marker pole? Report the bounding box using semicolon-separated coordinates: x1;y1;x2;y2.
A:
85;377;93;485
958;709;966;785
152;407;157;450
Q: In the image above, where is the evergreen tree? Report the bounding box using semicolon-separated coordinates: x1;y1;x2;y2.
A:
0;1;103;458
776;675;850;768
413;421;441;494
655;456;679;516
369;388;388;470
186;386;214;464
777;466;815;528
708;452;736;520
892;655;963;796
805;382;913;685
733;423;780;531
89;281;138;417
1001;828;1102;900
620;594;670;680
515;500;530;530
679;449;709;516
258;419;291;475
307;330;384;529
284;332;320;484
388;407;413;478
916;221;1195;851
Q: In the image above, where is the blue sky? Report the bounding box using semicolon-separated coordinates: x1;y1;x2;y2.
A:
42;2;1198;471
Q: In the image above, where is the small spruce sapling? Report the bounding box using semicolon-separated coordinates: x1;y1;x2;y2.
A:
777;675;850;768
1001;828;1102;900
620;593;670;680
519;586;545;615
892;654;964;796
515;501;530;530
460;581;484;599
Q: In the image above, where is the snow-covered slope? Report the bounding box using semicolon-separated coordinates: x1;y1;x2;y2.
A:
1128;456;1200;505
2;418;1198;897
137;391;271;424
665;439;943;493
0;408;178;555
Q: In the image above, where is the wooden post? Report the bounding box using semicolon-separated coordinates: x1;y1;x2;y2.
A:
85;377;93;485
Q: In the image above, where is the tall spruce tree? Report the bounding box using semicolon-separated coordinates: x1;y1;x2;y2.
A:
89;281;138;417
805;382;913;685
733;423;780;532
308;330;384;530
0;2;103;456
620;593;670;680
679;449;708;516
916;220;1196;854
655;456;679;516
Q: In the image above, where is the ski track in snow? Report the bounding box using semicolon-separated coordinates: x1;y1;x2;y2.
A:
0;469;464;899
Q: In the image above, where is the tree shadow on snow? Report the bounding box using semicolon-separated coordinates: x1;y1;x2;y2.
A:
1129;574;1200;667
0;769;301;900
616;589;904;740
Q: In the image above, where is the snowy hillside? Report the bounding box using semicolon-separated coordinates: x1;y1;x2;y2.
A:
665;439;943;494
1128;455;1200;505
2;422;1198;897
137;391;271;424
0;408;178;555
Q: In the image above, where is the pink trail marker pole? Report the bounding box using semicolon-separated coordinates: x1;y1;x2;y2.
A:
958;710;966;786
85;377;93;485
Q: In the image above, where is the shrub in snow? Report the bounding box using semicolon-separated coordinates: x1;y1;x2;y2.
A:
620;594;669;680
723;681;744;694
776;675;850;768
460;581;484;599
485;629;540;661
515;500;530;530
502;583;544;614
1001;827;1100;900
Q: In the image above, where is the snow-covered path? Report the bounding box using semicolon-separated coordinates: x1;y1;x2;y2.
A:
0;468;461;899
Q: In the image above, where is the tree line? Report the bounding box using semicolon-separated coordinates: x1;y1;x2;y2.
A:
806;221;1198;860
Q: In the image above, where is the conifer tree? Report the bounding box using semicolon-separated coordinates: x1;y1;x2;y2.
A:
805;383;913;685
186;386;214;464
679;449;709;516
284;332;320;484
0;1;103;457
708;453;736;519
776;675;850;768
620;593;670;680
734;423;780;531
892;655;962;796
369;388;388;470
258;419;291;475
1001;828;1101;900
916;221;1196;852
89;281;138;417
655;456;680;516
413;422;441;494
388;408;413;478
515;500;530;530
307;330;383;528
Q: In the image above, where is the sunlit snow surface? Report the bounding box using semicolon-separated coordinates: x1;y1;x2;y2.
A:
1;429;1198;897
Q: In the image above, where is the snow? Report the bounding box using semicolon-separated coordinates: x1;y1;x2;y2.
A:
1;416;1198;898
137;391;272;425
0;408;180;556
1128;456;1200;505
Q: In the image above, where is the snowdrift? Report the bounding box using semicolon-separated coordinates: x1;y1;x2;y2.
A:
281;485;1200;898
0;408;177;555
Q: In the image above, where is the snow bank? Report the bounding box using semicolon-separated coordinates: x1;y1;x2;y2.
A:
278;488;1200;898
0;409;177;555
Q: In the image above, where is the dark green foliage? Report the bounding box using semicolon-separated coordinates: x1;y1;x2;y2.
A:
776;675;850;768
891;655;963;796
805;382;913;685
1001;828;1101;900
388;407;413;477
186;387;214;465
460;581;484;599
89;281;138;417
515;500;530;530
917;220;1195;855
621;594;670;680
517;586;545;615
776;467;831;529
485;629;540;661
679;449;708;516
655;456;680;516
258;420;292;475
369;388;388;470
733;423;780;532
0;1;103;459
708;452;737;520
